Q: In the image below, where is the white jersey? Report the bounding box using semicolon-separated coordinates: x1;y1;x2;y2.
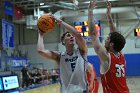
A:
60;49;88;93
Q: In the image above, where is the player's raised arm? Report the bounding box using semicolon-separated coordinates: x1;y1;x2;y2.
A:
88;0;108;62
52;15;88;55
37;31;60;64
106;0;116;32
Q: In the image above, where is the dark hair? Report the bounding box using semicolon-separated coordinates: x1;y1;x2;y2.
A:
109;32;126;52
61;32;69;45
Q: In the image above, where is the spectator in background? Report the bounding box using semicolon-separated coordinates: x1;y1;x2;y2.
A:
20;64;30;88
51;69;58;83
47;69;51;82
36;68;43;84
29;69;36;85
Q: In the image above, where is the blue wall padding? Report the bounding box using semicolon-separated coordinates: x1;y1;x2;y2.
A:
87;56;100;77
124;54;140;76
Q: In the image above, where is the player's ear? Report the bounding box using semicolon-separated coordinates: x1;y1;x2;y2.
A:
62;40;65;45
110;42;114;47
62;42;65;45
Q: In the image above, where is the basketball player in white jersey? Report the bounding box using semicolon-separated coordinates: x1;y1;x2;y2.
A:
37;14;94;93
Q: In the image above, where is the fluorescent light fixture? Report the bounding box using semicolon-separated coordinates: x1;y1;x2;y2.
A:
83;0;119;4
40;3;44;5
40;5;51;8
59;1;75;6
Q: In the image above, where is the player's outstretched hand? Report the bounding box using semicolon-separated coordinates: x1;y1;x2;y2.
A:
106;0;111;15
88;0;96;12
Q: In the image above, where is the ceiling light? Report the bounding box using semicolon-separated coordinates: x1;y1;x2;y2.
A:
83;0;119;4
40;3;44;5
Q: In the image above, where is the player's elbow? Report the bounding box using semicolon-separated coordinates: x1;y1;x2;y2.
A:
37;49;44;55
37;46;45;52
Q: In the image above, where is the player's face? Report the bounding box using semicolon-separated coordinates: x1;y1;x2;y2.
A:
63;33;75;46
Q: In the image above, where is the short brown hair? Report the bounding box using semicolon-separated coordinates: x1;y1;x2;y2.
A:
110;32;126;52
61;32;69;45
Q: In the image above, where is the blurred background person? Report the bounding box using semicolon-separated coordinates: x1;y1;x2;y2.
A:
20;64;30;88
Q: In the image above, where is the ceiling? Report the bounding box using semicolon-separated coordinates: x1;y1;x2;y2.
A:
11;0;140;14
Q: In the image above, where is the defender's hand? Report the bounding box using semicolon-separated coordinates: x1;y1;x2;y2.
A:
106;0;111;15
88;0;96;12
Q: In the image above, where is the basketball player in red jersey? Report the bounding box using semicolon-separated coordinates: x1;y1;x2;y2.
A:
88;0;129;93
86;63;99;93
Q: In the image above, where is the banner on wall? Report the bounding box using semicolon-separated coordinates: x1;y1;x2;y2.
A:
6;56;30;68
2;19;14;49
4;1;13;16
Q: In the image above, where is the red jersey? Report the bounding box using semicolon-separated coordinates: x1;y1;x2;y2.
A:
86;65;99;93
100;52;129;93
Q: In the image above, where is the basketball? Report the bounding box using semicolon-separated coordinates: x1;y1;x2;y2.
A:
37;14;55;33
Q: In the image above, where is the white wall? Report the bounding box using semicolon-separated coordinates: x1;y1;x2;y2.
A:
18;43;59;69
88;39;140;56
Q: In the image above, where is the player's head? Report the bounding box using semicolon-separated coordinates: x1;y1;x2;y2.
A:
23;64;27;68
105;32;126;52
61;32;75;46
